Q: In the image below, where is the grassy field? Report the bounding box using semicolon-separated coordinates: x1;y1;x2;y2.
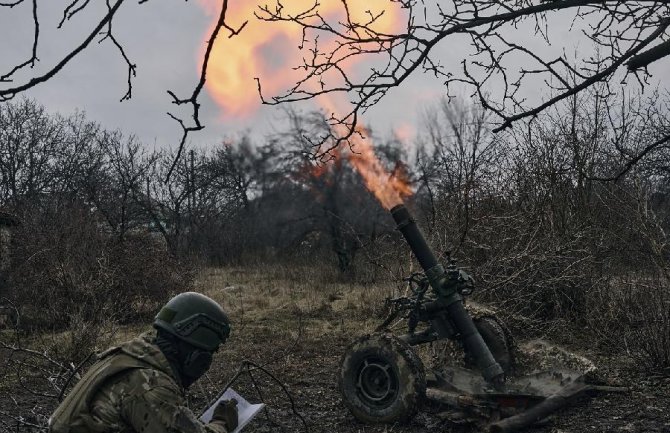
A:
197;265;401;335
190;266;670;433
2;265;670;432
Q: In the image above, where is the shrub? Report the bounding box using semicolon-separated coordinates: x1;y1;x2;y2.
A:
587;277;670;372
3;201;193;332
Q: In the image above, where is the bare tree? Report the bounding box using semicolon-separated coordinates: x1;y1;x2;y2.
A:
416;98;510;252
0;99;102;208
88;131;158;240
0;0;246;179
256;1;670;159
205;137;271;212
2;1;669;173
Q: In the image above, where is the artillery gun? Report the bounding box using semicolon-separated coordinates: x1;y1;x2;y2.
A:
339;204;619;432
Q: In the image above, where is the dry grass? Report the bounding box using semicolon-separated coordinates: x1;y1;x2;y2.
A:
193;264;406;341
4;263;667;433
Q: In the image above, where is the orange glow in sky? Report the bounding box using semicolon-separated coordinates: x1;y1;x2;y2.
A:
197;0;402;117
196;0;412;207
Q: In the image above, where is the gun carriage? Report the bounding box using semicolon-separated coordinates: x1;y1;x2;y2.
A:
338;204;617;432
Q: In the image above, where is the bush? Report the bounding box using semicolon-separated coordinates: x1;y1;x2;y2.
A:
3;201;193;332
586;277;670;372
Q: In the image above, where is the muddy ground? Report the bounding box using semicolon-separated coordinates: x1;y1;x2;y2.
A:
195;268;670;433
2;266;670;432
209;317;670;433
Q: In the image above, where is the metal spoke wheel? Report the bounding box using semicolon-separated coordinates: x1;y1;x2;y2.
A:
357;357;399;405
339;333;425;424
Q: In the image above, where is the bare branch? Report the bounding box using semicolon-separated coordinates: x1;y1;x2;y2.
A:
591;132;670;181
58;0;93;29
0;0;25;6
492;18;670;132
0;0;38;82
98;0;137;101
165;0;247;181
255;0;670;158
628;38;670;70
0;0;126;102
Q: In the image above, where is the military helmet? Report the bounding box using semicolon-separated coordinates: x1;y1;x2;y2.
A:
154;292;231;351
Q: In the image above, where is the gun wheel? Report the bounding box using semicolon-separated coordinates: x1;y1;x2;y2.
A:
465;316;514;374
339;332;425;424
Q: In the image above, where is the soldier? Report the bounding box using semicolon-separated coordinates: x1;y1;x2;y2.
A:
49;292;238;433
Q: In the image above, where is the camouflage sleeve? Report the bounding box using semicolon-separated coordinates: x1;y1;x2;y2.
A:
120;370;228;433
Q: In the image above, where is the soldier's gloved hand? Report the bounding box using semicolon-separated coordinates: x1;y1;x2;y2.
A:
212;399;238;431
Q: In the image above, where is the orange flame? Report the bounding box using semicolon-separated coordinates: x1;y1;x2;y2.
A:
317;94;413;209
197;0;402;117
197;0;412;208
346;128;412;209
299;122;412;209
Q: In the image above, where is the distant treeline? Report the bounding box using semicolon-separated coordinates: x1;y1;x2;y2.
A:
1;93;670;272
0;99;405;268
2;90;670;368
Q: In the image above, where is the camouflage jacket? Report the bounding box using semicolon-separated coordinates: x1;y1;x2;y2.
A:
49;331;227;433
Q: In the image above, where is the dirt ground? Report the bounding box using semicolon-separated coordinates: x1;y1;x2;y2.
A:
2;266;670;432
194;267;670;433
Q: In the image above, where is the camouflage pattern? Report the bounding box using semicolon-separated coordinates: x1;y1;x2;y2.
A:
49;331;227;433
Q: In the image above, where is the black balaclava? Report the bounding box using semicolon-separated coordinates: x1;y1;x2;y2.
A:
154;329;213;389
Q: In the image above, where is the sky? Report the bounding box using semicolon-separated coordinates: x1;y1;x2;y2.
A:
0;1;669;154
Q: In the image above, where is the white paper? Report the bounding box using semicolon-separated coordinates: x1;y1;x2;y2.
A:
200;388;265;433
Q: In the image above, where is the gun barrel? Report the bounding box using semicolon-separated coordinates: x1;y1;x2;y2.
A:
390;204;504;386
390;205;439;271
